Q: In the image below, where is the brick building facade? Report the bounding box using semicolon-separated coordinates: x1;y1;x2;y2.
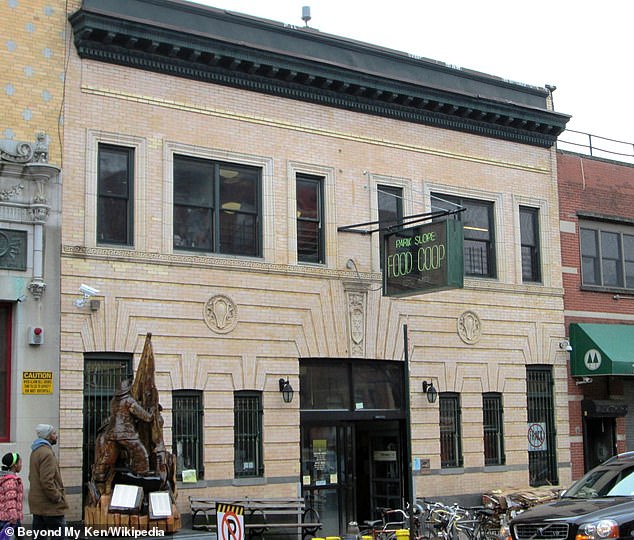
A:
3;0;576;530
558;150;634;479
0;0;65;480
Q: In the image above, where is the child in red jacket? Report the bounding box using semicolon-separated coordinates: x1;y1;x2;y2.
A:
0;452;24;528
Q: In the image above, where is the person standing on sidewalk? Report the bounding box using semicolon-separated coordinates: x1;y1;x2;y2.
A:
0;452;24;529
28;424;68;534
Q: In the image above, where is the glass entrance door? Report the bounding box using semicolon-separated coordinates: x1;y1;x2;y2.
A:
301;424;354;536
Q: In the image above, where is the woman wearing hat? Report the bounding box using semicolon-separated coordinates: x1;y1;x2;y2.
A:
0;452;24;528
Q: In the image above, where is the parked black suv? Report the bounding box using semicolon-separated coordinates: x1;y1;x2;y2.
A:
510;452;634;540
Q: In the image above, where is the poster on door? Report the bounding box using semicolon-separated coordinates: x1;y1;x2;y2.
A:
527;422;547;452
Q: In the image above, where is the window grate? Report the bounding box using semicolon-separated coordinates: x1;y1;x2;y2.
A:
440;393;463;468
483;392;505;466
235;391;263;477
83;356;132;488
526;366;558;486
172;390;204;480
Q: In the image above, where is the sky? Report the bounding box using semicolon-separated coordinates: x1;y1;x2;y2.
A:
191;0;633;157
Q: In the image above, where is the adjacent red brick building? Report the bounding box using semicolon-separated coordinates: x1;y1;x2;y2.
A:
558;149;634;479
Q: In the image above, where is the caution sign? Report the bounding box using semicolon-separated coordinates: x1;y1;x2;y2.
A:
22;371;53;394
217;503;244;540
527;422;547;452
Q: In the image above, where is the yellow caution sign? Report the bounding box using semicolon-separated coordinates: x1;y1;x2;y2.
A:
22;371;53;394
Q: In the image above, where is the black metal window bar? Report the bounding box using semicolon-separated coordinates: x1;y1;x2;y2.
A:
234;391;264;478
483;392;506;466
440;393;463;468
172;390;204;480
526;366;558;486
83;356;132;489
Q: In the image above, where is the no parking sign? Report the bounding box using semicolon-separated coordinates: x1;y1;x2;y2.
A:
217;503;244;540
527;422;547;452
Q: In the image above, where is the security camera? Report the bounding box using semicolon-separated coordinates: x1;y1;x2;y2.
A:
559;340;572;352
79;284;99;297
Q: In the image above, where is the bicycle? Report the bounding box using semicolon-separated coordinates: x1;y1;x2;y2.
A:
360;507;410;540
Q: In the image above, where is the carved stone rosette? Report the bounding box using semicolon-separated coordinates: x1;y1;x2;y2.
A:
204;294;238;334
457;310;482;345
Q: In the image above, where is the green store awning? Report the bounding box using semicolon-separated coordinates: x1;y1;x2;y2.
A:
570;323;634;377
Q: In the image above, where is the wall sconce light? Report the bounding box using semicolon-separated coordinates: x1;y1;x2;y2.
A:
422;380;438;403
278;378;294;403
559;340;572;352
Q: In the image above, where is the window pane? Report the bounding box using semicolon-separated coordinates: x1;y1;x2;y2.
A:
297;220;320;262
352;363;402;410
97;198;129;245
378;186;403;271
174;206;212;250
296;175;323;264
220;167;258;213
464;239;490;276
432;193;494;278
219;211;257;256
98;145;133;245
297;178;319;219
174;155;213;206
463;203;490;241
99;148;130;197
520;207;541;283
300;363;349;410
580;228;599;285
625;235;634;288
600;231;623;287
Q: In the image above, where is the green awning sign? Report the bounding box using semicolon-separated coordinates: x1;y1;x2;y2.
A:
383;220;463;297
569;323;634;377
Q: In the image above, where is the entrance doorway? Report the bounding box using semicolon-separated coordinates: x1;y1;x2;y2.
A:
584;416;616;471
301;420;405;536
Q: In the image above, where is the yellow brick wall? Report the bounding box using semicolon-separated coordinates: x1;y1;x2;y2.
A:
0;0;79;161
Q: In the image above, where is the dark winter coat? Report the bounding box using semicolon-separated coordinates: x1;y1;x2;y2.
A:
28;439;68;516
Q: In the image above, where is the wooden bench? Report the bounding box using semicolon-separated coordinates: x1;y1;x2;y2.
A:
189;496;322;539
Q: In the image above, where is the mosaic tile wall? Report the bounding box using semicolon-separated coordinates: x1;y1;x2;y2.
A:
1;0;78;162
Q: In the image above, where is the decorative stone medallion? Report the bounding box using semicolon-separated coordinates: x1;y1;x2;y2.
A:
457;310;482;344
204;294;238;334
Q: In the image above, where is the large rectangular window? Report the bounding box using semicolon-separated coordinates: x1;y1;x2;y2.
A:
378;185;403;270
296;174;324;264
439;393;463;468
173;155;261;257
235;391;264;478
520;206;541;283
580;221;634;290
97;144;134;245
432;194;496;278
0;303;12;441
483;392;505;466
172;390;204;481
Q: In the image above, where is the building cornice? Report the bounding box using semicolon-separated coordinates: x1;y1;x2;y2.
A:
69;0;569;148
